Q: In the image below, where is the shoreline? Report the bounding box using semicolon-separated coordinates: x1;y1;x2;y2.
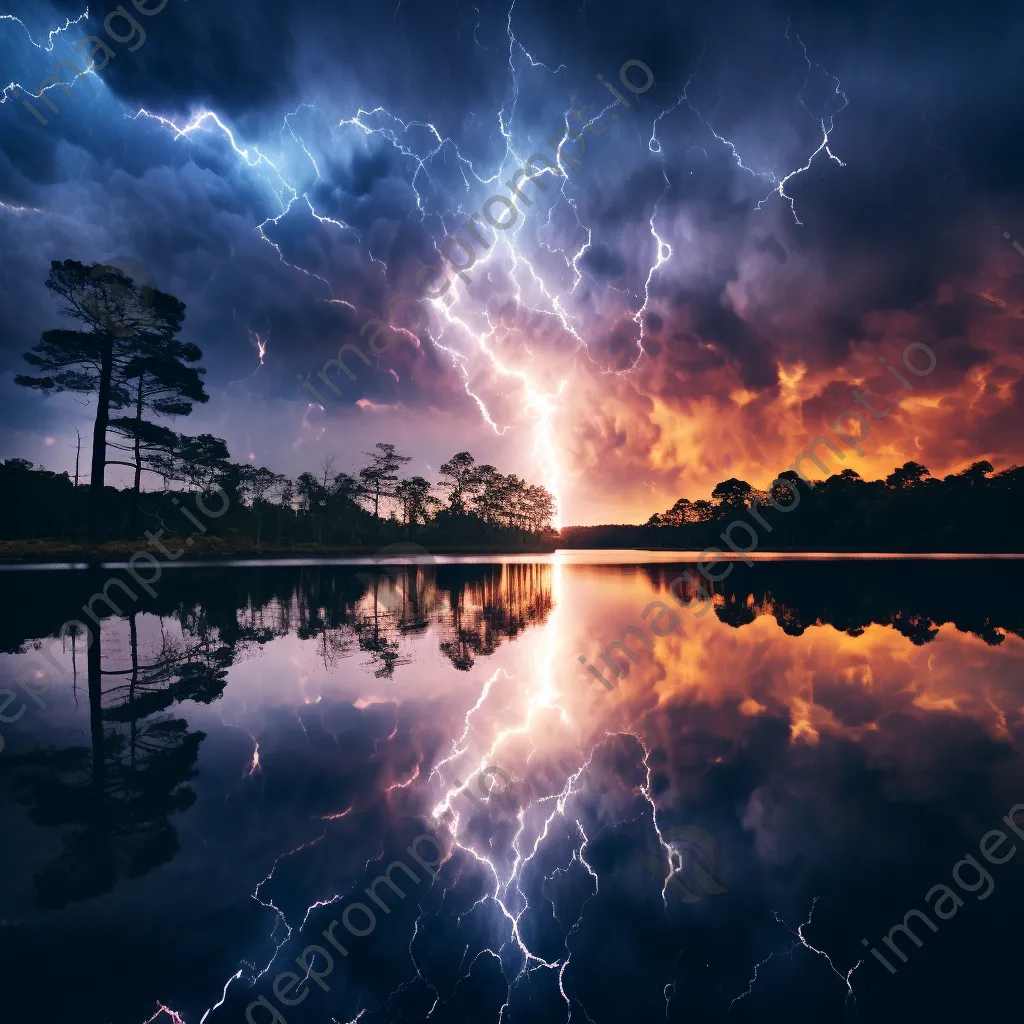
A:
1;542;1023;567
0;538;559;565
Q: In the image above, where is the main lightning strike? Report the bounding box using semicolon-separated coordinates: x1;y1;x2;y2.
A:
116;0;688;523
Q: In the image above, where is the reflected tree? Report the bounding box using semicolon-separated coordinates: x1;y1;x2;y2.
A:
3;598;235;909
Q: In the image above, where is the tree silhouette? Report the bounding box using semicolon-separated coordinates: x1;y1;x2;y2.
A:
108;323;209;534
14;261;186;539
239;466;289;545
2;441;557;551
5;609;216;909
710;478;754;511
359;443;412;526
151;433;231;490
630;459;1024;554
395;476;438;531
438;452;482;514
886;461;930;490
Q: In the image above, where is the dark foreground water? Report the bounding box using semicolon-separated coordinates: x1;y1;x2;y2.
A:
1;554;1022;1024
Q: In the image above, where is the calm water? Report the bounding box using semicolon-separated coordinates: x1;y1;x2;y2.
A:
1;555;1022;1023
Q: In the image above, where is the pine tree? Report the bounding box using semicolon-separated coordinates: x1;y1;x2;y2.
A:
395;476;438;531
359;443;412;526
108;320;208;535
438;452;481;514
14;261;184;539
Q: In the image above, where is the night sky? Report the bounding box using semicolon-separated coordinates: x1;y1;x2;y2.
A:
2;0;1023;524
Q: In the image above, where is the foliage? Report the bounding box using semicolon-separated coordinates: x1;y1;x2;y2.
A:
0;443;558;551
14;261;205;539
9;260;559;553
627;459;1023;552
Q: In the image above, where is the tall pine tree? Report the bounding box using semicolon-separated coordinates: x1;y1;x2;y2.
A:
15;261;194;539
108;322;209;534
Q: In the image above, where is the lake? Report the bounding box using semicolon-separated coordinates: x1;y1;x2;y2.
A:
1;553;1022;1023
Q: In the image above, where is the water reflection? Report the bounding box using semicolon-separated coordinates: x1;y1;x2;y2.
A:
0;559;1021;1023
0;563;555;910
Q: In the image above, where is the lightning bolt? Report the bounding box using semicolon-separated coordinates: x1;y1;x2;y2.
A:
684;21;848;225
0;8;90;52
113;0;690;527
0;7;99;107
730;897;862;1010
141;1004;187;1024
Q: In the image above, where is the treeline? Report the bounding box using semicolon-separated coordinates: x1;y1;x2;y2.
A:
8;259;555;550
561;461;1024;552
0;446;556;549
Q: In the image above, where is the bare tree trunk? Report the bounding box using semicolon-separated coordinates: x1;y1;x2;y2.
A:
87;616;104;804
89;333;114;541
129;613;138;769
130;377;144;536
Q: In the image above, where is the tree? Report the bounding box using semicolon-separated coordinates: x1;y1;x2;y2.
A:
492;473;528;531
106;420;179;527
956;460;993;487
471;464;501;525
523;484;556;532
691;499;714;522
331;472;364;508
711;478;754;514
276;479;295;542
358;443;411;526
438;452;481;514
239;466;288;544
395;476;439;531
656;497;695;527
820;468;862;495
886;461;930;490
318;454;337;491
108;323;209;534
296;471;329;543
326;472;366;544
150;433;231;491
15;261;181;539
767;472;802;509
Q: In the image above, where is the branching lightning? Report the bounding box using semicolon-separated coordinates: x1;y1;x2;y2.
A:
729;897;862;1010
0;7;97;106
106;1;694;526
684;23;848;225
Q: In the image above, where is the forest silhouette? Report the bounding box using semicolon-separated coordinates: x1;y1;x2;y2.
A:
561;462;1024;552
7;260;556;553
